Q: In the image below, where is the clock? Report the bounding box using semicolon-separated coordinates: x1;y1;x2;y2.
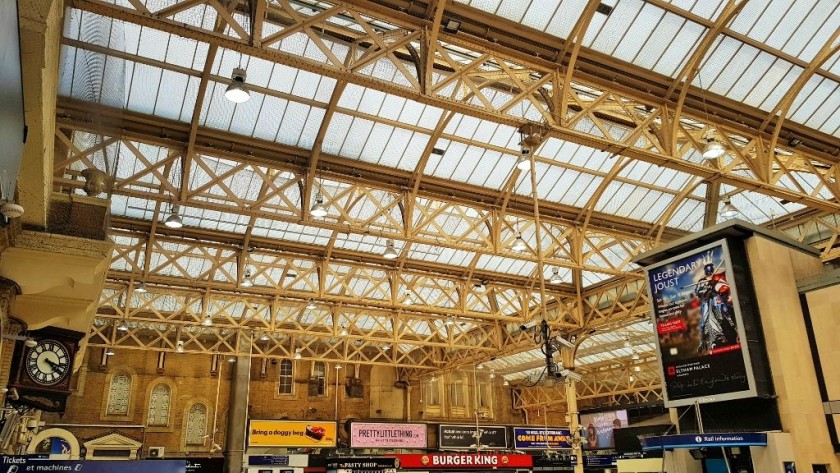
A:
24;339;71;386
7;326;85;412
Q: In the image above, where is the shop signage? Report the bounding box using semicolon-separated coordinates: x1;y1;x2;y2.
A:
186;457;224;473
643;240;759;407
248;420;337;447
391;454;532;469
0;457;186;473
438;425;507;449
326;458;399;469
350;423;427;449
512;427;571;449
640;433;768;451
582;455;617;467
248;455;291;466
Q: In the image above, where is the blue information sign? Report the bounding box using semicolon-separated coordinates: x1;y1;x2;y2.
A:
0;457;186;473
513;427;572;450
583;455;617;468
641;433;767;451
248;455;290;466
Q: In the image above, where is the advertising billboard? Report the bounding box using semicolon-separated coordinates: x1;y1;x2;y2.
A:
644;239;758;407
390;453;532;469
579;409;627;449
512;427;572;449
350;422;427;449
248;420;337;447
438;425;507;449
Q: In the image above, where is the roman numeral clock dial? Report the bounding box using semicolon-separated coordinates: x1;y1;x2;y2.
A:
25;340;71;386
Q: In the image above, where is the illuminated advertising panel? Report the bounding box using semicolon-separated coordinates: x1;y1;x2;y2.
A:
350;422;427;449
247;420;337;447
644;239;757;407
579;410;628;449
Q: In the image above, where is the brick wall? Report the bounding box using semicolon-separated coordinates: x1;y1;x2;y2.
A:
35;349;533;458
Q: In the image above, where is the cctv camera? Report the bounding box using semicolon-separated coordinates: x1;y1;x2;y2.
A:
555;336;575;349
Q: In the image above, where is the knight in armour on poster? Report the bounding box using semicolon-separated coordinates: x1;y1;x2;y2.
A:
690;252;737;353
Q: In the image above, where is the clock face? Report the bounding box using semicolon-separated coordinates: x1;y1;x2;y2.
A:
25;340;71;386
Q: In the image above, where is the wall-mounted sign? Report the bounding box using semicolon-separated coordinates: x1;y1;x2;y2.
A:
248;455;290;466
248;420;337;447
349;422;427;449
391;454;532;469
512;427;571;450
438;425;507;449
640;433;768;451
644;239;758;407
326;457;399;469
0;458;186;473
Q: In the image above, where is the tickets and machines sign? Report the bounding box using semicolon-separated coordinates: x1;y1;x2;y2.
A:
350;422;427;449
512;427;572;449
248;420;338;447
392;454;533;469
438;425;507;449
644;239;758;407
0;457;186;473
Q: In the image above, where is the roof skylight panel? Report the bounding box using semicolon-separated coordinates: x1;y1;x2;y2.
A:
664;198;704;232
788;77;840;134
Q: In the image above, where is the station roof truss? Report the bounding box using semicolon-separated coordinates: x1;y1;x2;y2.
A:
52;0;839;406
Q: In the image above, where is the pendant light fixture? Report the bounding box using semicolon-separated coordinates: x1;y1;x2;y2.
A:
134;281;148;294
383;239;399;259
444;316;455;326
105;348;115;356
225;67;250;103
516;148;531;171
260;333;270;341
549;268;562;284
511;233;527;253
117;321;129;332
241;267;254;288
202;314;213;327
164;203;183;229
294;348;302;360
719;199;738;219
339;326;348;337
176;340;185;353
306;299;317;310
702;137;725;160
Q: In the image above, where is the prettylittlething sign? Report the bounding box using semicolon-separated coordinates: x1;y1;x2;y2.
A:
350;423;427;448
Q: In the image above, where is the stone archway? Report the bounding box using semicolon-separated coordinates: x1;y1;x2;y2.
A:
26;428;81;460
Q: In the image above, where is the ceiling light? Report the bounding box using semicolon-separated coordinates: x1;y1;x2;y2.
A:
489;371;496;379
623;338;631;348
117;322;129;333
629;375;635;382
549;268;562;284
383;239;399;260
134;281;148;294
430;375;437;382
477;363;484;370
176;341;185;353
227;356;237;363
164;204;183;229
631;352;640;361
306;300;317;310
702;138;725;160
442;18;461;34
382;344;390;351
294;348;302;360
720;199;738;219
24;338;37;348
105;349;115;356
633;366;641;372
339;327;348;337
444;316;454;326
260;333;270;341
310;192;328;218
335;363;342;370
202;315;213;327
404;293;414;305
225;67;250;103
510;234;527;253
516;150;531;171
503;380;509;386
241;268;254;288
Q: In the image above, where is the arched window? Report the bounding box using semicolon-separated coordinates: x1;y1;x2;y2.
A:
185;403;208;445
450;373;466;408
312;361;326;396
106;372;132;416
478;379;493;410
278;360;293;395
147;383;171;426
425;376;440;406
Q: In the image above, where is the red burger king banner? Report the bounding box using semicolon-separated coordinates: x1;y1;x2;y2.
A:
391;453;532;469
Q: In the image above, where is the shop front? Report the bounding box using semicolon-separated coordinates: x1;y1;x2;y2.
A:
391;453;533;473
326;457;399;473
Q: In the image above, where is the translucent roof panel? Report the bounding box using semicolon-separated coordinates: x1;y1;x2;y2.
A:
454;0;588;41
323;113;431;171
408;244;475;268
424;142;518;190
475;255;537;276
514;162;604;208
729;0;840;64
